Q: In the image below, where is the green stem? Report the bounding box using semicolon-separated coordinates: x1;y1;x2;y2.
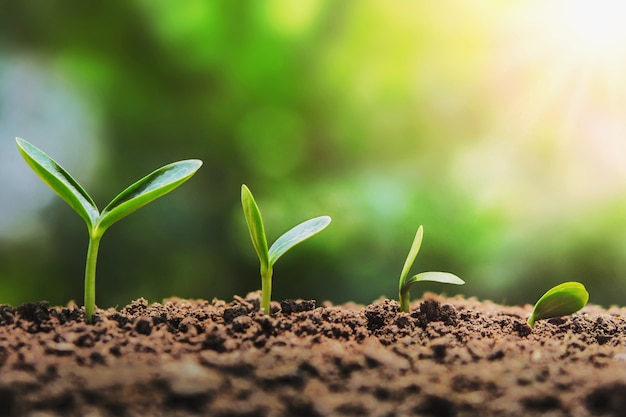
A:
261;264;273;314
84;233;102;323
399;288;411;313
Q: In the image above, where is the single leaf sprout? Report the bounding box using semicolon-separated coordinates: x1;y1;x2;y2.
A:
527;281;589;328
398;225;464;312
16;137;202;322
241;184;331;314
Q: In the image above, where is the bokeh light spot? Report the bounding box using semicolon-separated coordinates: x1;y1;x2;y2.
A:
236;106;305;178
0;55;100;240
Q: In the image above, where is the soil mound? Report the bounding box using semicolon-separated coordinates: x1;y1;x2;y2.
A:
1;292;625;416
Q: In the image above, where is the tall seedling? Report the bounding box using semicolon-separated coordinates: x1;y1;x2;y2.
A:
241;184;331;314
16;138;202;322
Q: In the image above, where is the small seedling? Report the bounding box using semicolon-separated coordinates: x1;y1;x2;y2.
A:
398;225;464;312
527;281;589;327
241;184;331;314
16;137;202;322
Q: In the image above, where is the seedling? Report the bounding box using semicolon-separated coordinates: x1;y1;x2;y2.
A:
398;225;464;312
241;184;331;314
527;281;589;328
16;137;202;322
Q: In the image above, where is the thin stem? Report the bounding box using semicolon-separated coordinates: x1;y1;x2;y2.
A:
84;233;102;323
261;264;273;314
399;288;411;313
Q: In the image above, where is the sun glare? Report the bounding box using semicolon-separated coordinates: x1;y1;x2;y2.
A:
559;0;626;60
459;1;626;219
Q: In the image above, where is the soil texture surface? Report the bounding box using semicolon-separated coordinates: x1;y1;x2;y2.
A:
1;291;626;417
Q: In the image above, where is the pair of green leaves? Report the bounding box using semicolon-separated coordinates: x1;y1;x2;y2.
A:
241;184;331;314
16;137;202;321
398;225;465;312
527;281;589;327
16;138;202;239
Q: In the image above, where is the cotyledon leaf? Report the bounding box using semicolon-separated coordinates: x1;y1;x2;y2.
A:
268;216;332;266
16;137;99;231
528;282;589;327
402;271;465;294
241;184;270;270
399;225;424;292
97;160;203;234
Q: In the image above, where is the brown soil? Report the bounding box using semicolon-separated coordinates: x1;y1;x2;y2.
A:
0;292;625;417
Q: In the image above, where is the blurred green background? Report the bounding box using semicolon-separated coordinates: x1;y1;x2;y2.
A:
2;0;626;308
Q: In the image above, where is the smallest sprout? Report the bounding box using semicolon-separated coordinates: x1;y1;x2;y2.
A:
527;281;589;328
398;225;464;313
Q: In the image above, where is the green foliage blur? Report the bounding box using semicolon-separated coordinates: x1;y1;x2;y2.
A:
2;1;626;308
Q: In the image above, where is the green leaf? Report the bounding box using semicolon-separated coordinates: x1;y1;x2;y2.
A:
402;271;465;294
16;137;99;230
241;184;270;269
268;216;332;266
528;281;589;327
98;160;202;234
399;225;424;292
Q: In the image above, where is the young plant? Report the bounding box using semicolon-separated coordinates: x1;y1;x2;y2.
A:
16;137;202;322
527;281;589;328
398;225;464;312
241;184;331;314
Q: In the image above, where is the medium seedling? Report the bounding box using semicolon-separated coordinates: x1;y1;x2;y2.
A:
241;184;331;314
16;137;202;322
527;281;589;327
398;225;464;312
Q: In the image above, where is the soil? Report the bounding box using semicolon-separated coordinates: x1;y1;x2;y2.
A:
1;292;625;417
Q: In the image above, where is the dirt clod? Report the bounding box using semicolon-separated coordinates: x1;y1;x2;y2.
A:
17;301;50;323
280;299;316;315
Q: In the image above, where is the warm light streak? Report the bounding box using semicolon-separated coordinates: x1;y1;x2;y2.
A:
458;0;626;219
